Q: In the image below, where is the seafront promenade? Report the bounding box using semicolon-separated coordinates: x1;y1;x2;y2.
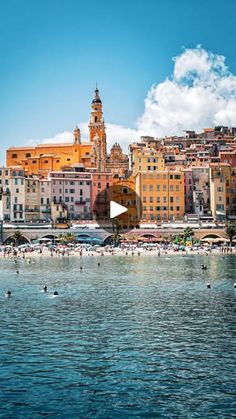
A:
0;225;229;246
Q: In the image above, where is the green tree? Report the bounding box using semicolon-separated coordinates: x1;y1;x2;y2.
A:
225;224;236;245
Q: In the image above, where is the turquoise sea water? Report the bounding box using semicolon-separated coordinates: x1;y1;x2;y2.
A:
0;254;235;418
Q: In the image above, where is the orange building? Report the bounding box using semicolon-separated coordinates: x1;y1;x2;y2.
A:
6;87;129;178
7;139;93;176
112;177;139;228
6;88;108;176
135;171;185;222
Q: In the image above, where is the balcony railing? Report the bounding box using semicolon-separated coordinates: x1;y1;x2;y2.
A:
75;200;86;205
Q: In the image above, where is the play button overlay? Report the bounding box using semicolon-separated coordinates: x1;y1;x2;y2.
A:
93;183;142;233
110;201;128;218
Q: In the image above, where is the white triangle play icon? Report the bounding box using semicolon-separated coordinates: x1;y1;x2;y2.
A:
110;201;128;218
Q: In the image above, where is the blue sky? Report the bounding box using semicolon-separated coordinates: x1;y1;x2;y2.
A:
1;0;236;163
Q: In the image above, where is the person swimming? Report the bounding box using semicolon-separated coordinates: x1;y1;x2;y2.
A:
43;285;48;293
207;283;211;288
5;290;11;298
201;264;207;270
16;270;19;274
53;291;59;296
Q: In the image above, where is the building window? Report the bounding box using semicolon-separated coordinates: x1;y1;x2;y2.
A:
12;153;17;158
44;160;48;163
26;153;31;158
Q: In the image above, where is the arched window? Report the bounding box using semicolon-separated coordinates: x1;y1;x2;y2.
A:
95;116;98;122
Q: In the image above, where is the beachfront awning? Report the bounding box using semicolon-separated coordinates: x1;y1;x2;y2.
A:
201;237;229;243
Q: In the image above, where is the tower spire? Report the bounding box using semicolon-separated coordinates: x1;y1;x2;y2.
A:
92;85;102;104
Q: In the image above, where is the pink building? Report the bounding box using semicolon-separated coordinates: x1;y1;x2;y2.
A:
50;170;92;220
91;172;113;219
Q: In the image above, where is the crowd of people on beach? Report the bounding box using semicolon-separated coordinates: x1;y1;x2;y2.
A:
0;241;235;260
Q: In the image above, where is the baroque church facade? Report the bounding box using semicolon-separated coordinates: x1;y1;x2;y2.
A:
6;88;129;178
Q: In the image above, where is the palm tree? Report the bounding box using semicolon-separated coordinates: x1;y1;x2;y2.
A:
13;230;24;246
225;224;236;245
59;232;76;244
112;219;121;246
183;226;194;244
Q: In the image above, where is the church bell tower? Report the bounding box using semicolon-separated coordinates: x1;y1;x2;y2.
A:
89;86;107;171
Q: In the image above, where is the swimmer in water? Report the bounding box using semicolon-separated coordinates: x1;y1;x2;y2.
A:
53;291;59;296
16;270;19;274
5;290;11;298
43;285;48;293
207;283;211;289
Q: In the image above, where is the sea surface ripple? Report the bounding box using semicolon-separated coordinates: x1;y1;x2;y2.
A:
0;254;235;418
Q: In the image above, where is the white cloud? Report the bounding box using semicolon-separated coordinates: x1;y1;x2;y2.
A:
138;46;236;136
27;46;236;151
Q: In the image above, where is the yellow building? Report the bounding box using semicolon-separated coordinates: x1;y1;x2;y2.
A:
135;171;185;222
132;148;165;176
